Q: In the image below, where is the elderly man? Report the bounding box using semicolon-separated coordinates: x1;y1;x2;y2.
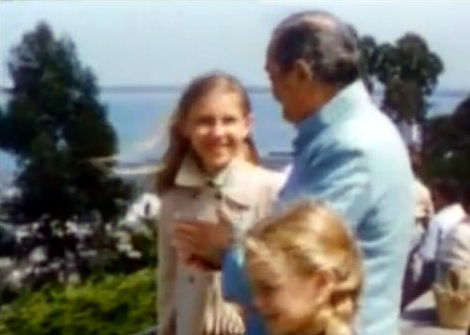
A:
174;10;414;335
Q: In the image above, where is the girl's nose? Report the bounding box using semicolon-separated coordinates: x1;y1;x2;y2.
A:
211;122;224;137
254;295;268;313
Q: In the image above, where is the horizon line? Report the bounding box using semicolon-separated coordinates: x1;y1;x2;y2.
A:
0;84;271;94
1;84;467;96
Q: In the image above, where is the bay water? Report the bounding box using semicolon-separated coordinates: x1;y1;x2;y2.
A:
0;88;467;177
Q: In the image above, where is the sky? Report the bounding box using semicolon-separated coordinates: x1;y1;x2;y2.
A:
1;0;470;91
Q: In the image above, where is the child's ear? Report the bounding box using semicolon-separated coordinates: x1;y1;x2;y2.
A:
245;237;261;255
245;237;270;261
310;269;335;305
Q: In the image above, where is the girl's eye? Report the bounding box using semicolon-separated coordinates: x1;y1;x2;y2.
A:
222;115;237;124
196;116;214;126
256;282;277;295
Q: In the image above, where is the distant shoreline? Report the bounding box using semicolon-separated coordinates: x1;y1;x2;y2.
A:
1;85;467;96
100;85;272;94
0;85;272;95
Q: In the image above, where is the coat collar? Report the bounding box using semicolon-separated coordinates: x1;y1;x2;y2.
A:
293;80;372;154
174;155;253;207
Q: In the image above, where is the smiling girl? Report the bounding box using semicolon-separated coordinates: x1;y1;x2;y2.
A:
156;72;283;335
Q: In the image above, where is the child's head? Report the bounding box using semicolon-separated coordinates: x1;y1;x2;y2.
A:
156;71;259;193
431;177;463;211
245;200;363;335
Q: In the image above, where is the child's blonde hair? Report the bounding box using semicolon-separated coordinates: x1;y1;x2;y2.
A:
155;71;259;195
245;200;363;335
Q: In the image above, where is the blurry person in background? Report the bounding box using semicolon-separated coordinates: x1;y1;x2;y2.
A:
401;146;434;311
403;178;467;306
409;146;434;232
436;182;470;282
420;178;466;264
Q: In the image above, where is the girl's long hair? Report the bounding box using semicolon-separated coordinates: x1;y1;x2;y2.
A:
156;71;259;195
246;200;363;335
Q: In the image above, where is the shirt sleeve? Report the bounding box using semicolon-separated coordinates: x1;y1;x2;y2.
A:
221;246;253;306
420;216;440;262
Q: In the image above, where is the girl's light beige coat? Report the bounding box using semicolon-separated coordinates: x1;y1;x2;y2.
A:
157;158;284;335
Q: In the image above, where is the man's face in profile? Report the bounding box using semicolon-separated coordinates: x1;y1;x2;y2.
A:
265;37;303;123
265;38;284;103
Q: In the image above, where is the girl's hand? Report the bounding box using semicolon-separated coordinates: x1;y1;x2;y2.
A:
172;209;234;266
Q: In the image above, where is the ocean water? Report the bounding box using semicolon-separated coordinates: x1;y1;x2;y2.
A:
0;88;467;175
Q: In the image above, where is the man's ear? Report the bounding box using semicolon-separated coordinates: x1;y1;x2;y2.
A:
292;59;313;83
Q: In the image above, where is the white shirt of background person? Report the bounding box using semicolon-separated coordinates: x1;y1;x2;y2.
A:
436;217;470;282
419;203;467;262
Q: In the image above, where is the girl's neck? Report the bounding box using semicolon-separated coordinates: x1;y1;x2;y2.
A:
193;155;233;178
203;165;225;177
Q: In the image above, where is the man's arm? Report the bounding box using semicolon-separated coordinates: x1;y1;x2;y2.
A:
222;246;253;305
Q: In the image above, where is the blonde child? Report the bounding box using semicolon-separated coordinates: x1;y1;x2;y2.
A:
156;72;283;335
245;200;363;335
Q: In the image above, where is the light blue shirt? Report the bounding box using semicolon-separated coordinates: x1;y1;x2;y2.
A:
222;80;414;335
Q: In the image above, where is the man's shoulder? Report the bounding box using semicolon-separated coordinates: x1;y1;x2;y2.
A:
299;100;410;177
306;106;412;187
342;104;401;143
334;107;407;162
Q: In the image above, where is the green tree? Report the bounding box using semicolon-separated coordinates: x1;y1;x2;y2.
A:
0;22;131;279
359;33;444;123
425;94;470;182
358;35;379;92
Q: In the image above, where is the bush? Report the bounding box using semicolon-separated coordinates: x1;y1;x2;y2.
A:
0;268;156;335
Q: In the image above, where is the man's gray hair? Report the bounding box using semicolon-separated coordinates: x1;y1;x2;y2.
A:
272;11;360;86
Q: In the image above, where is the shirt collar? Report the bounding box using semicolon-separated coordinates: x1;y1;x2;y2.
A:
436;203;466;222
293;80;372;153
174;155;252;207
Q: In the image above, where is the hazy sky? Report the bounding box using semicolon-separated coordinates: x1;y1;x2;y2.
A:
1;0;470;90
